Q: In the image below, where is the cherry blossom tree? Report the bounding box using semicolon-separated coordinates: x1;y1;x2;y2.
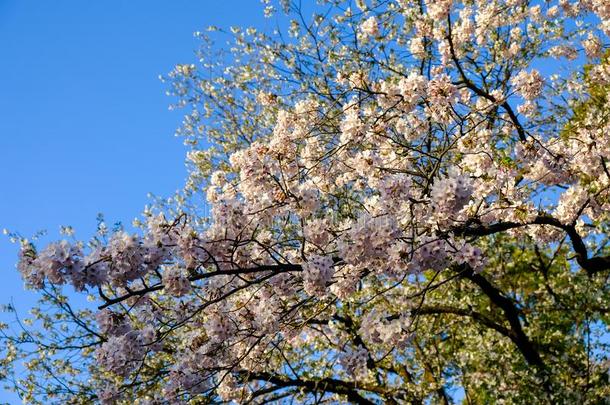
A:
3;0;610;403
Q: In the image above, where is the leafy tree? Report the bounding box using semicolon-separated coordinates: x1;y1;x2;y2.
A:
2;1;610;403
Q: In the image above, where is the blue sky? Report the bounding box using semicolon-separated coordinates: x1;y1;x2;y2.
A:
0;1;266;402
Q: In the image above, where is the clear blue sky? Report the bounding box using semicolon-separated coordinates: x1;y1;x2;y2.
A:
0;1;266;402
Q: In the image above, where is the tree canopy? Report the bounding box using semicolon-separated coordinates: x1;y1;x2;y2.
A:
3;0;610;403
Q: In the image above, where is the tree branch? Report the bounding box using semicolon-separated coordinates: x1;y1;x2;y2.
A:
98;264;301;309
241;371;378;405
456;264;545;368
452;215;610;275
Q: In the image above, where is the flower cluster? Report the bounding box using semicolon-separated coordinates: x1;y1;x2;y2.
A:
360;17;379;38
302;254;334;297
359;310;410;348
162;266;192;297
454;243;486;273
430;169;473;225
338;214;401;269
96;309;132;336
18;240;107;291
511;69;545;100
95;332;148;377
555;185;589;225
338;345;368;377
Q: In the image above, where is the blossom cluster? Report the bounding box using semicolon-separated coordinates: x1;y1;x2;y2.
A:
302;254;334;296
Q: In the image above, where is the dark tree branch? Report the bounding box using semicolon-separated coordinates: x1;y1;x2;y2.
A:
412;305;512;338
452;215;610;275
241;371;378;405
456;264;545;368
98;264;301;309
